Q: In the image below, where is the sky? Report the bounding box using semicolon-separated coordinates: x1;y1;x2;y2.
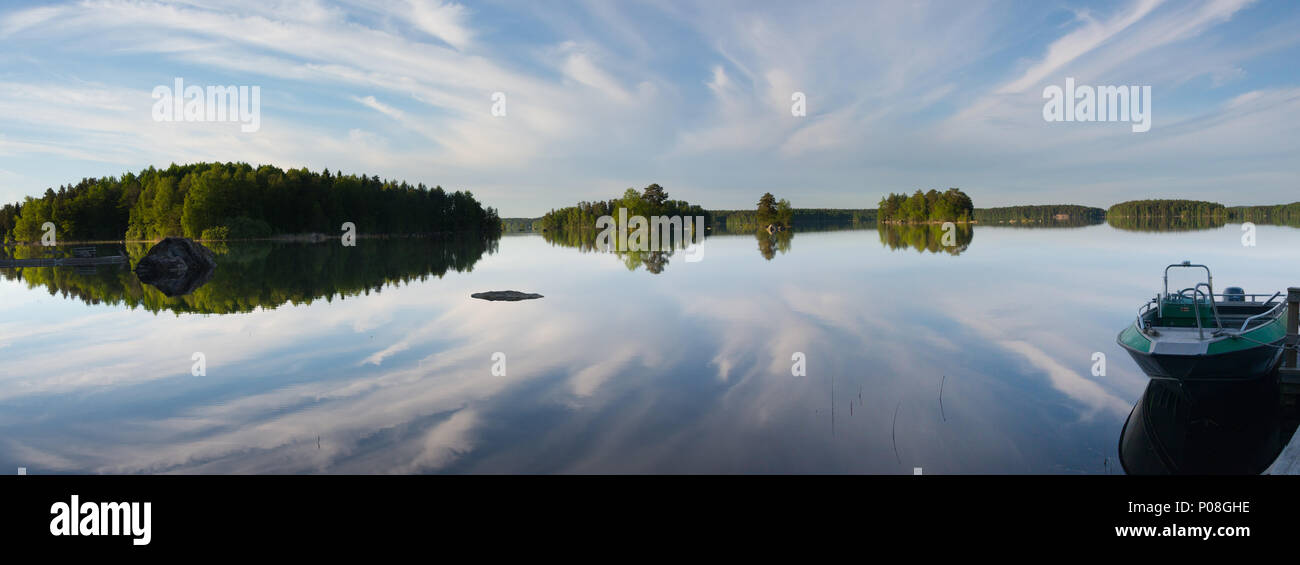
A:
0;0;1296;217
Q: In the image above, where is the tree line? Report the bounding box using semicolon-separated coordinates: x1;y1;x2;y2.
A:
1106;200;1226;219
536;184;711;233
1227;202;1300;225
973;205;1106;224
711;207;874;232
878;188;973;223
1106;199;1300;230
2;162;501;243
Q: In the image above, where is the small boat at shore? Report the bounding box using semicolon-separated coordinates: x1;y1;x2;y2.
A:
1117;262;1288;380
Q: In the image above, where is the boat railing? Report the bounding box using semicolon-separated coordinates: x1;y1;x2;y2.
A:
1196;291;1282;303
1189;287;1209;339
1238;299;1288;333
1136;298;1157;332
1196;282;1225;332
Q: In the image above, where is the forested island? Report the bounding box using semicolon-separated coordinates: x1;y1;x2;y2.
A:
535;184;711;234
973;205;1106;225
0;162;501;243
1106;199;1225;219
1106;199;1300;231
877;189;974;223
1107;199;1300;222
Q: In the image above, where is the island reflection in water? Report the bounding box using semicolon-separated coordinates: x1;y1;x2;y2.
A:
0;236;497;314
538;222;976;274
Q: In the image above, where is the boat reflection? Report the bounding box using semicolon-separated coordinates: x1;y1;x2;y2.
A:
1119;376;1294;474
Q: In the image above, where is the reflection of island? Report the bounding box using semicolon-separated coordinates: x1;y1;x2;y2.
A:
756;229;792;260
0;236;497;314
1119;378;1294;475
1106;216;1225;232
877;223;972;255
541;228;698;274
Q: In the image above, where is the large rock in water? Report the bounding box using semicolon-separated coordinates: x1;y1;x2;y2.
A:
134;237;218;297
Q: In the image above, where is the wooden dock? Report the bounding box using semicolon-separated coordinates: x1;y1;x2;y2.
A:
1280;287;1300;399
1267;287;1300;474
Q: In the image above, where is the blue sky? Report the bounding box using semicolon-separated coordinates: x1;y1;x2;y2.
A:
0;0;1297;216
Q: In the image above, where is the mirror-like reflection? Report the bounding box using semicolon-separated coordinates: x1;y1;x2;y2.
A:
3;223;1299;474
1119;377;1295;474
756;229;793;260
1;236;497;314
540;222;975;272
540;224;702;274
877;223;973;255
1107;216;1227;232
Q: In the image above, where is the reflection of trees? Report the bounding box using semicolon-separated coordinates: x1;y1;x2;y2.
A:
877;223;972;255
541;227;700;274
0;236;497;314
756;229;793;260
978;218;1103;228
635;250;669;274
1106;216;1225;232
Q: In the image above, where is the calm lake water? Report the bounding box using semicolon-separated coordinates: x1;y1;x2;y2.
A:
2;223;1298;474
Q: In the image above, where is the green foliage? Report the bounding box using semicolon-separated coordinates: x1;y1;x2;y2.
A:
3;162;501;242
756;229;793;260
0;202;20;242
776;199;793;228
1105;200;1300;231
756;192;779;226
200;226;231;241
974;205;1105;225
1107;199;1226;219
224;216;273;239
500;218;540;232
642;183;669;210
537;184;711;234
877;223;973;255
1225;202;1300;227
710;208;874;232
878;188;973;223
0;237;496;314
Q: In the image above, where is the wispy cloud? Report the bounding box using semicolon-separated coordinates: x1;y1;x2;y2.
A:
0;0;1295;213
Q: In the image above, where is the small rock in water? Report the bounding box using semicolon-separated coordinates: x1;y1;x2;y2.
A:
471;290;543;301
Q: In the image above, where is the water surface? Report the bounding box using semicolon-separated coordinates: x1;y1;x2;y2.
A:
2;224;1297;473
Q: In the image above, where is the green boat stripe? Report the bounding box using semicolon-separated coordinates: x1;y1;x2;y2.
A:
1207;317;1287;355
1119;324;1152;352
1118;304;1286;356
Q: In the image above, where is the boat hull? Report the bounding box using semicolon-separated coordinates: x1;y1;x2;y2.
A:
1119;335;1284;380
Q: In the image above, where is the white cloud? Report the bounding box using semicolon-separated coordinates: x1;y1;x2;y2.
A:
353;94;404;119
999;0;1166;94
405;0;473;50
0;0;1295;213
